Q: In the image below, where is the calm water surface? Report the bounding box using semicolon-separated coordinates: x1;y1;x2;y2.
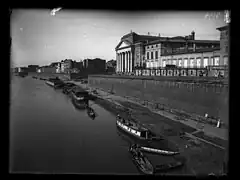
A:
10;76;138;174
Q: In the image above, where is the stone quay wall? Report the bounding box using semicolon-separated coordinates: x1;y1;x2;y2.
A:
88;75;229;125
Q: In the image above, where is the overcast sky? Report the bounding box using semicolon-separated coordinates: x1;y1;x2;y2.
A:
11;9;227;67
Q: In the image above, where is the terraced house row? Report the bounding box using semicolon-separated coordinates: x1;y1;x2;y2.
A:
115;25;229;74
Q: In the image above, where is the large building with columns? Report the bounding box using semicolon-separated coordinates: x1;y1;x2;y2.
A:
115;31;223;73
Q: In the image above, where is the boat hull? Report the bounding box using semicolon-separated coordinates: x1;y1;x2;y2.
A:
129;146;154;175
46;81;55;86
116;124;177;155
140;146;180;156
71;93;88;109
116;119;147;140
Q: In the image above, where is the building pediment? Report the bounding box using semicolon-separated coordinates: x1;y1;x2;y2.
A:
116;40;131;50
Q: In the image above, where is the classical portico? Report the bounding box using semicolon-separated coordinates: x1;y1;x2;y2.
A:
116;49;133;73
116;41;133;73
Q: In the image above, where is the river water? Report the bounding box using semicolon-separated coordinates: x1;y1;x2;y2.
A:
9;76;139;174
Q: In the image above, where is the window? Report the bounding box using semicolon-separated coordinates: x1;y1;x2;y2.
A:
151;52;154;59
152;46;153;48
155;51;158;59
210;57;214;66
147;52;149;60
214;56;220;66
223;56;228;65
225;46;228;53
203;58;208;67
184;59;188;68
178;58;182;67
173;59;177;65
156;45;158;47
190;58;194;68
163;60;166;67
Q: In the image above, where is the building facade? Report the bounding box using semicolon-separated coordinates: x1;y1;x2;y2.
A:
115;31;221;74
83;58;106;74
27;65;39;72
217;25;229;66
59;59;73;73
40;66;56;73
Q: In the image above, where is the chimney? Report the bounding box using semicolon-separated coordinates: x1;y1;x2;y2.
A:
158;33;161;37
148;32;150;35
191;31;195;40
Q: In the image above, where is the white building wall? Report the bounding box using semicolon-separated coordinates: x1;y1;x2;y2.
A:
161;50;220;68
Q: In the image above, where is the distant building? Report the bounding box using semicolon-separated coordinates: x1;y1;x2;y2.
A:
83;58;106;74
56;63;62;73
72;60;83;70
106;60;116;68
27;65;39;72
37;68;42;73
106;60;116;73
50;62;59;68
217;25;229;66
115;31;221;73
40;66;56;73
60;59;73;73
17;67;29;72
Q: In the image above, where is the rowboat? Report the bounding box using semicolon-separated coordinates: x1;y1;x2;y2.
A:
129;144;154;175
45;80;55;86
140;146;180;156
86;107;96;119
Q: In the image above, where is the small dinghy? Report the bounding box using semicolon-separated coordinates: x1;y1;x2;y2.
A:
86;106;96;119
129;144;154;175
140;146;180;156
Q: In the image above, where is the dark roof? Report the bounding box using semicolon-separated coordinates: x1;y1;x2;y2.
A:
170;36;186;40
216;25;229;31
145;38;219;45
118;31;219;49
161;47;220;56
121;32;138;40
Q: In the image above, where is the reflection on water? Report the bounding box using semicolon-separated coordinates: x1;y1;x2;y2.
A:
10;76;138;174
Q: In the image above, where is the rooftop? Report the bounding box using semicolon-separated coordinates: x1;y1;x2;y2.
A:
118;31;219;49
216;25;229;31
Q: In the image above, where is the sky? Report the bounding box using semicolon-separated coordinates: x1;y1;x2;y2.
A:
11;9;227;67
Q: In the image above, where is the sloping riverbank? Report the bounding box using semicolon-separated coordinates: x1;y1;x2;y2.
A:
70;81;227;175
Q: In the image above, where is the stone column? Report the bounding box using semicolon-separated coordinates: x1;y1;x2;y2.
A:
124;52;127;73
128;52;130;73
116;53;119;72
123;52;125;72
129;51;132;72
128;52;130;72
118;53;120;72
126;52;128;73
120;53;123;72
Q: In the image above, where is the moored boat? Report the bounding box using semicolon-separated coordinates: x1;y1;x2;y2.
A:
140;146;180;156
86;106;96;119
45;80;55;86
129;144;154;175
116;115;163;141
45;77;64;88
71;88;89;109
